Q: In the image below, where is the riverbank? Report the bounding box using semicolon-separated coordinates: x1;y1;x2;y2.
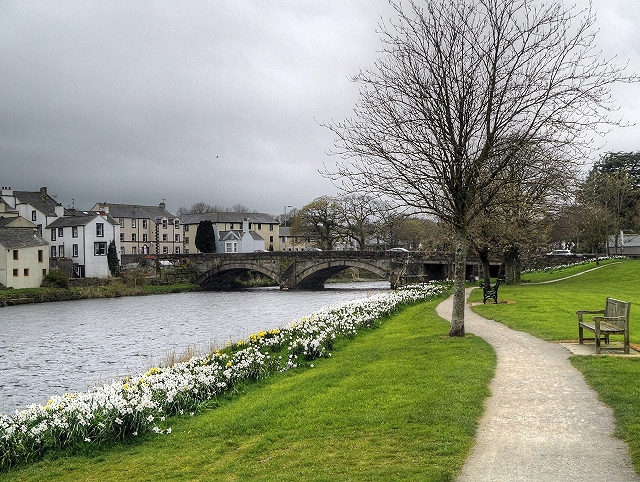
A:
0;281;200;307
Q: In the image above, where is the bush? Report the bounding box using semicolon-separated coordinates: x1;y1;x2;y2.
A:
41;270;69;289
121;270;147;287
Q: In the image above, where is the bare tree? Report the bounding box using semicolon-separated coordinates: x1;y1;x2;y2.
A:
340;193;382;249
291;196;344;250
324;0;635;336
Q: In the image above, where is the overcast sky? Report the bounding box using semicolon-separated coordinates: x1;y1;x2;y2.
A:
1;1;639;217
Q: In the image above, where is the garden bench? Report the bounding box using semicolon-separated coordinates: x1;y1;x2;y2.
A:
483;279;501;304
577;297;631;354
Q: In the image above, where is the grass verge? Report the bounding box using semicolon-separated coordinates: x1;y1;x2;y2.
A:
0;299;495;482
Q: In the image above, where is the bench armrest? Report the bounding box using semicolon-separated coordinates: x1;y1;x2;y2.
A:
593;315;627;326
577;309;605;322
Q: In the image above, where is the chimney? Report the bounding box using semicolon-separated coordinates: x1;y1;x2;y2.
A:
159;202;166;210
55;204;64;217
40;187;47;196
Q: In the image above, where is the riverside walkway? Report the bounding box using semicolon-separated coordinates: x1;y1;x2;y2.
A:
436;289;640;482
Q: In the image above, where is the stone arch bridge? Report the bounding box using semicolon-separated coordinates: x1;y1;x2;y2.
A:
152;251;489;290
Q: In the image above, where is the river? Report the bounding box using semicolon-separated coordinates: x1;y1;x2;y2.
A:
0;281;389;415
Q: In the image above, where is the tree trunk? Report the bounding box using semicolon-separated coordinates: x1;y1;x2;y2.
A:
477;246;491;289
503;245;521;284
449;226;466;337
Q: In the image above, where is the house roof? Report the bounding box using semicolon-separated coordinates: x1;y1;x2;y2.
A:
219;230;264;242
0;227;49;249
47;212;119;228
94;203;175;220
13;190;70;217
180;212;278;225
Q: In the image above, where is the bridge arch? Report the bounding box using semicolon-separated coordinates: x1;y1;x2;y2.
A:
196;260;281;290
292;259;392;289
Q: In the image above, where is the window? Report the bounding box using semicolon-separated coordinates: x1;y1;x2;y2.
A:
184;236;189;244
132;233;136;242
72;226;78;238
94;242;107;256
38;250;43;262
175;234;180;242
230;223;234;230
185;248;190;254
270;224;274;231
162;219;167;229
59;245;64;257
51;246;57;258
23;269;29;277
174;220;180;229
120;233;125;242
184;224;189;232
12;250;18;260
58;227;63;237
163;246;168;254
96;223;104;237
143;219;148;229
225;241;238;253
143;234;148;242
269;236;274;243
132;219;136;228
258;223;262;230
175;246;180;254
31;210;37;221
120;247;125;255
132;246;137;255
13;269;18;277
42;269;47;277
73;244;78;257
51;229;56;241
119;218;125;228
162;234;168;242
37;224;42;236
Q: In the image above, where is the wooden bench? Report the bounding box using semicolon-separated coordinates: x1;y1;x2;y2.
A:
577;297;631;354
483;279;501;304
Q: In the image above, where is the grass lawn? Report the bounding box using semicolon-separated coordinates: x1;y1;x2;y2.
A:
469;259;639;342
471;258;640;473
0;299;495;482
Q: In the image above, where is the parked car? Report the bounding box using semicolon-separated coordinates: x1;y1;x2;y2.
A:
305;247;322;251
387;247;409;253
547;249;573;256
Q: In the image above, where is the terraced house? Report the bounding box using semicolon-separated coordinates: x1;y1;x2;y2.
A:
92;202;180;255
0;224;49;288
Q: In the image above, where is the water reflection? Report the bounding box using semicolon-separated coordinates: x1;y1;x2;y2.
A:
0;281;389;414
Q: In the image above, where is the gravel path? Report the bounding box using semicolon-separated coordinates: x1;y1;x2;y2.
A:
436;289;640;482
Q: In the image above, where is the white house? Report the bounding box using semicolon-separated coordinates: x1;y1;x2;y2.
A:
46;212;120;278
0;226;49;288
0;187;67;239
217;220;266;253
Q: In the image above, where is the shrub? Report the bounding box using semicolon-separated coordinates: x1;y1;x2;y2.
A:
41;270;69;289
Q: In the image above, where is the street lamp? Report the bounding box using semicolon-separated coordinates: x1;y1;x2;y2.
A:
283;205;293;227
283;205;293;251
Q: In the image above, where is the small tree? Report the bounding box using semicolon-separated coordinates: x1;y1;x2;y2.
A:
107;240;119;277
195;220;216;253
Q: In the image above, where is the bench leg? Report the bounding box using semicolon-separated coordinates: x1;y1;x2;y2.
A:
625;331;630;355
579;325;584;344
595;326;601;354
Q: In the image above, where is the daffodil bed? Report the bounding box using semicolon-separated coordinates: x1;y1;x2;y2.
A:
0;282;448;471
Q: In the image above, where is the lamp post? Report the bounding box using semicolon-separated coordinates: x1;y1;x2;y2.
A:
283;205;292;251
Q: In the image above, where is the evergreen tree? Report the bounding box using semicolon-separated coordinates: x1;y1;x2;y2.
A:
195;220;216;253
107;240;119;277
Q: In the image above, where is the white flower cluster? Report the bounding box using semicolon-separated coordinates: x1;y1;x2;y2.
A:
522;256;626;274
0;282;448;471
